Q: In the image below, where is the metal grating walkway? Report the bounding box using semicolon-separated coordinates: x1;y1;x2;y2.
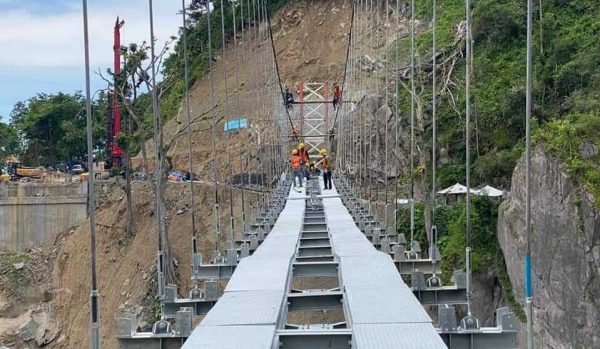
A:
322;185;446;348
183;180;446;348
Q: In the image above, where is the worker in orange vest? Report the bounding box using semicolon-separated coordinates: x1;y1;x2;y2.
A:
298;143;310;181
290;148;303;188
320;148;332;190
332;84;342;110
292;126;300;141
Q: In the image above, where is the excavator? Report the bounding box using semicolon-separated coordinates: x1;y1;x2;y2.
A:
7;162;42;180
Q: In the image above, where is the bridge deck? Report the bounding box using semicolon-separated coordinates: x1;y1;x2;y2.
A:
184;180;446;348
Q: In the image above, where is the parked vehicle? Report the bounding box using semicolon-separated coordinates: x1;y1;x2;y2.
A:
72;164;84;174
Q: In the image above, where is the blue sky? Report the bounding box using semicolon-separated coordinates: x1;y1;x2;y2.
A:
0;0;186;121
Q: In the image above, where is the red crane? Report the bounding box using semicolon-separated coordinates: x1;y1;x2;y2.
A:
111;17;125;167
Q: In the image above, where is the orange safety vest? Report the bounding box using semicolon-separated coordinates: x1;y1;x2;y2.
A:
321;156;330;171
290;155;302;170
299;148;310;162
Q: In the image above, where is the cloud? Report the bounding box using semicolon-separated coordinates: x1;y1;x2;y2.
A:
0;0;184;68
0;0;191;120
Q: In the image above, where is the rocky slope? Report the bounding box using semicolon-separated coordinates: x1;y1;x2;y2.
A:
498;145;600;348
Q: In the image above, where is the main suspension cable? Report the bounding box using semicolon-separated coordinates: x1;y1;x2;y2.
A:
265;5;294;130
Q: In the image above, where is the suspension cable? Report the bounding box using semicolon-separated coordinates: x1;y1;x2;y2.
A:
465;0;473;317
525;0;535;345
206;0;221;256
235;0;248;233
181;0;199;278
265;4;294;130
81;1;100;346
409;0;416;246
383;0;390;226
148;0;166;304
219;0;236;246
394;0;400;218
332;2;355;129
431;0;438;269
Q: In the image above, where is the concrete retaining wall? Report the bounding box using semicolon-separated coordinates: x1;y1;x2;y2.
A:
0;183;87;252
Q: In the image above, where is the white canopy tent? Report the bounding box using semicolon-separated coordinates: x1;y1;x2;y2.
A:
475;185;504;197
437;183;478;195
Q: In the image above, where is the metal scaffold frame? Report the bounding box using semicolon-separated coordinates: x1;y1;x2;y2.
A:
298;82;330;155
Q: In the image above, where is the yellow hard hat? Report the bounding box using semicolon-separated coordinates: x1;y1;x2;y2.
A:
299;143;305;148
292;149;298;155
320;148;327;155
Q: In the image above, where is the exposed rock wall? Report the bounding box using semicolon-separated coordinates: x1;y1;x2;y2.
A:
498;145;600;348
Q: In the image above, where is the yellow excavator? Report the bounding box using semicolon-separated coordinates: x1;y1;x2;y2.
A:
7;162;42;179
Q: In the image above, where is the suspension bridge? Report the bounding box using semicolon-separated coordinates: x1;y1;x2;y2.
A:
78;0;537;347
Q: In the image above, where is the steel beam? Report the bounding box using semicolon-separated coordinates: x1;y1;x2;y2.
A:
293;261;339;277
191;264;235;280
300;237;331;248
413;287;468;306
394;260;442;274
287;291;343;311
298;246;332;257
439;331;518;349
117;337;186;349
277;329;352;349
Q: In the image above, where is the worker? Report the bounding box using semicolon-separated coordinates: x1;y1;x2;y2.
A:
291;126;300;141
320;148;332;190
332;84;342;110
290;148;302;188
298;143;310;182
284;87;294;111
304;160;311;180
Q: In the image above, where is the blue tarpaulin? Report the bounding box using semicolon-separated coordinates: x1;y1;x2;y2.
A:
224;118;248;132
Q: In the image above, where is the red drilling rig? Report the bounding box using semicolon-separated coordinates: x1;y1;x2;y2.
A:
106;17;125;169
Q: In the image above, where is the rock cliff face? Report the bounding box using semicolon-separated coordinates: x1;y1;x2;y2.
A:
498;145;600;348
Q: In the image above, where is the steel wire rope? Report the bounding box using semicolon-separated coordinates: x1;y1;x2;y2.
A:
525;0;535;345
81;1;100;346
218;0;237;247
205;0;222;257
367;0;374;208
264;0;294;130
334;2;355;173
465;0;473;317
409;0;416;248
383;0;390;227
148;0;168;306
394;0;400;218
236;0;248;233
430;0;439;272
180;0;200;282
331;2;355;131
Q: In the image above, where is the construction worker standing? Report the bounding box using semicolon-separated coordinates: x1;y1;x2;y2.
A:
290;149;303;188
332;84;342;110
298;143;310;183
320;148;332;190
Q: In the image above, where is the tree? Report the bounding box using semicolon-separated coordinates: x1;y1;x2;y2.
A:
10;93;107;166
0;122;19;161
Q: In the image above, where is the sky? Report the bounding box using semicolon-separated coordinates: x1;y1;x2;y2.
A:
0;0;187;121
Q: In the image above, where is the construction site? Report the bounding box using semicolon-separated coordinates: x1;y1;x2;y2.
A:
1;0;599;349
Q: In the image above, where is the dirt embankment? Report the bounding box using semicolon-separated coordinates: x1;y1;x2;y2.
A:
133;0;352;178
53;181;263;348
